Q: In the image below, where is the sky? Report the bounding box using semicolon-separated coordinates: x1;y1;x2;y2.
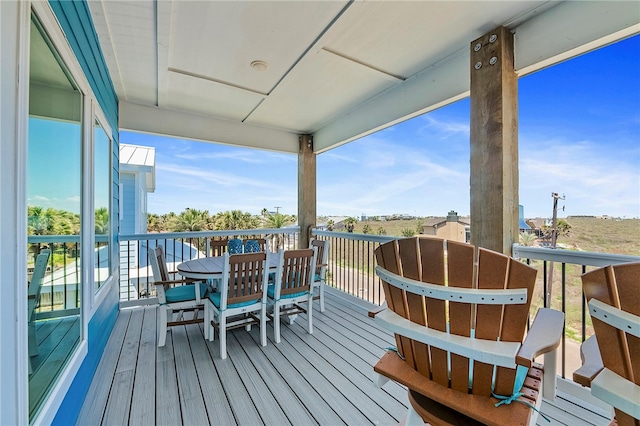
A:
120;34;640;219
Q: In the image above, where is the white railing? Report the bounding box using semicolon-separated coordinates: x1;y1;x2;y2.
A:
118;228;300;305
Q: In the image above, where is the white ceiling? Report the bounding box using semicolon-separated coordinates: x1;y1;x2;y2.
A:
88;1;639;154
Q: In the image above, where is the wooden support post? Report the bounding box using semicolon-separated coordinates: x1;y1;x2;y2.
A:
470;26;519;255
298;134;316;249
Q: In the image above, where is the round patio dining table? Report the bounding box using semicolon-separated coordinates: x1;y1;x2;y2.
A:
177;254;279;280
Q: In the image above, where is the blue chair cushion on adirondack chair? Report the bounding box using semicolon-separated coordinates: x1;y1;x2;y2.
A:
267;283;307;300
314;273;321;282
208;291;261;309
165;283;209;303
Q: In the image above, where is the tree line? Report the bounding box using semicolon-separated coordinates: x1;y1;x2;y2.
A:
28;206;109;236
147;208;296;233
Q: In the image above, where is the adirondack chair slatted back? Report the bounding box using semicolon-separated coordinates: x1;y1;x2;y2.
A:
226;252;266;306
582;262;640;426
280;248;314;297
374;237;537;397
28;250;51;317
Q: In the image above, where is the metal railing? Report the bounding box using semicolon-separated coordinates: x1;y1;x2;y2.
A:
311;231;639;381
28;235;83;316
118;228;300;304
511;244;639;378
311;230;395;305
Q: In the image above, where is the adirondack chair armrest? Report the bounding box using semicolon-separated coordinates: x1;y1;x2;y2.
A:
516;308;564;368
368;302;387;318
572;335;604;387
517;308;564;400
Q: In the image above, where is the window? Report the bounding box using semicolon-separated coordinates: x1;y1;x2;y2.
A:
27;15;82;420
94;120;111;290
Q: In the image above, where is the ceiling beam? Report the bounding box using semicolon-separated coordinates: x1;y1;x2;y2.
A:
313;1;639;153
156;0;171;108
515;0;640;76
119;101;300;153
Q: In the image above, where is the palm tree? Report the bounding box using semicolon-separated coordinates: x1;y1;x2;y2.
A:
519;231;538;247
344;217;356;233
147;213;166;232
169;208;209;232
263;211;294;250
214;210;258;230
401;228;415;237
95;207;109;234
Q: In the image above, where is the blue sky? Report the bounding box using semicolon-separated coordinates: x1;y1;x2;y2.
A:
121;34;640;219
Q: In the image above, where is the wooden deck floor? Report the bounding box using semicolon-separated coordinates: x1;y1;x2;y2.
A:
30;316;80;417
77;291;613;426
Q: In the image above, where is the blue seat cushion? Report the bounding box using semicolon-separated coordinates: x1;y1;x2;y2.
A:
267;284;307;300
208;291;260;309
165;282;209;303
314;273;321;282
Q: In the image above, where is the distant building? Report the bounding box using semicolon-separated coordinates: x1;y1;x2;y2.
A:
316;216;351;231
119;144;156;234
118;144;204;299
422;211;470;243
519;205;531;231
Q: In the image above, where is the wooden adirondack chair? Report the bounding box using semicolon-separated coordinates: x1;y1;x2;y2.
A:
372;237;564;426
574;261;640;426
28;249;51;373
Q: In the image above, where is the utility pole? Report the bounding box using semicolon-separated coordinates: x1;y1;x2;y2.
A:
274;206;281;214
545;192;565;307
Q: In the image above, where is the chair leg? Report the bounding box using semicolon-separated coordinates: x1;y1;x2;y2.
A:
220;315;227;359
274;304;281;344
28;322;39;356
260;305;267;347
158;306;168;347
405;405;425;426
203;302;209;340
375;373;390;388
319;283;325;312
307;295;313;335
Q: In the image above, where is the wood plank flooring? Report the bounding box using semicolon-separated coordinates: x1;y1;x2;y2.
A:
77;292;407;425
30;316;80;418
77;291;613;425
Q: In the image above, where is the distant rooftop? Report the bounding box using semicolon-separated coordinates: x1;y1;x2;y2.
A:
119;144;156;192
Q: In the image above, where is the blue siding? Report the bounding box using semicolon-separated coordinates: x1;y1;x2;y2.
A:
48;0;118;135
51;288;119;426
47;1;120;424
120;174;136;235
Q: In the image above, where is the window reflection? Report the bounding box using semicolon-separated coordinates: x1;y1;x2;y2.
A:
95;120;111;290
27;16;82;421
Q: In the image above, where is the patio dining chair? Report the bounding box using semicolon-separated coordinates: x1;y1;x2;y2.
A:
209;238;228;257
268;248;317;343
371;237;564;426
204;251;270;359
28;249;51;373
574;261;640;426
149;246;208;347
243;238;265;253
309;238;329;312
